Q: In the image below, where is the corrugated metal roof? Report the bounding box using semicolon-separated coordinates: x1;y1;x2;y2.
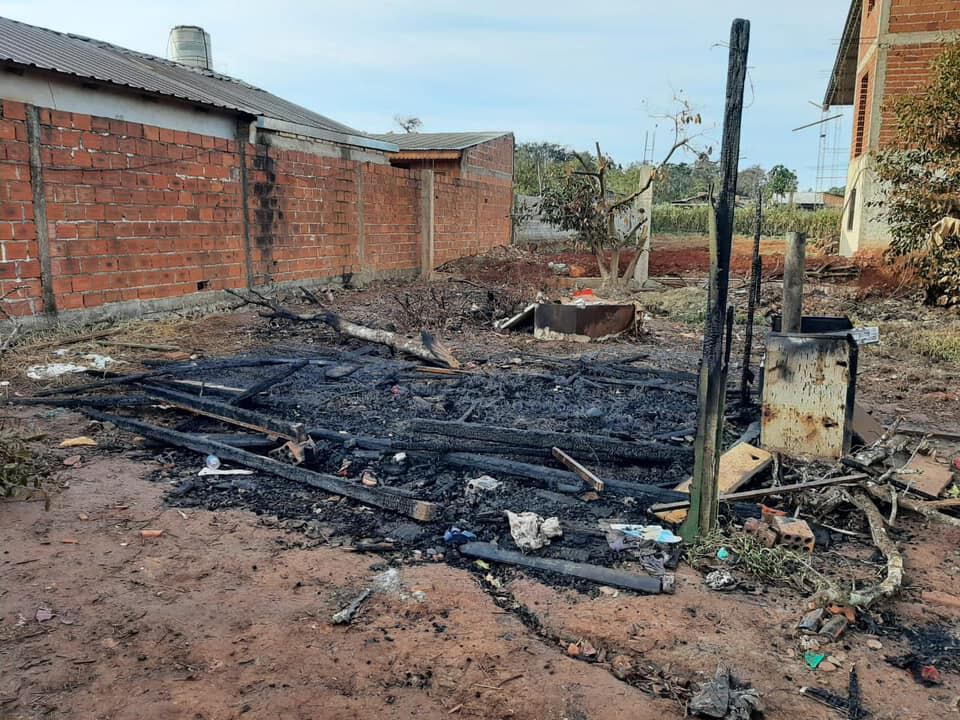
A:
368;131;511;151
0;15;366;139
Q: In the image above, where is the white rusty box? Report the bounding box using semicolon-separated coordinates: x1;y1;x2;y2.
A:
761;334;858;460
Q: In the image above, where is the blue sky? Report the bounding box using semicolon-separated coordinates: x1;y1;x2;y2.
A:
1;0;853;190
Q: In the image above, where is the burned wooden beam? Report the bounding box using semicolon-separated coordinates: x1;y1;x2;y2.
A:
230;359;310;407
84;411;438;522
458;542;666;594
406;419;688;465
443;453;690;503
552;447;604;492
140;384;307;441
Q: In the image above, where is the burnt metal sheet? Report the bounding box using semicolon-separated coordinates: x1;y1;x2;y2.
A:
770;315;853;333
533;303;635;341
761;334;858;460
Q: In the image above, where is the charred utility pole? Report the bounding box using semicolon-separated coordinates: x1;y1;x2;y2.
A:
740;183;764;403
682;18;750;542
782;232;806;333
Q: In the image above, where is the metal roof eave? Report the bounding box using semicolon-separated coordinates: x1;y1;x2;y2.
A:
257;117;399;153
823;0;862;107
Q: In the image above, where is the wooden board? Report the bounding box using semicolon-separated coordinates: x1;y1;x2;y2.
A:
896;455;954;499
657;442;773;524
852;402;885;446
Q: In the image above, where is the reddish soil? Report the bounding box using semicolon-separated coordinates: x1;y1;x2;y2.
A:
2;402;959;719
1;253;959;720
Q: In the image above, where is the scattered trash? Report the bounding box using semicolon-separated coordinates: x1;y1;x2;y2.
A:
59;436;97;448
27;363;88;379
205;454;221;470
332;588;372;625
62;455;82;467
26;354;117;380
443;527;477;545
689;664;762;719
800;665;868;719
705;570;737;591
805;652;826;670
717;547;731;561
392;452;407;464
465;475;502;494
920;665;943;685
198;467;255;477
505;511;562;551
35;607;54;622
818;614;848;642
139;529;164;539
797;607;825;634
473;559;491;570
361;470;378;487
602;523;682;551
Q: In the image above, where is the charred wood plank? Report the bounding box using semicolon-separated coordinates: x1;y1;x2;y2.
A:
140;384;306;441
230;359;310;407
83;411;439;522
407;419;688;465
551;447;604;492
458;542;665;594
11;394;151;408
443;453;689;503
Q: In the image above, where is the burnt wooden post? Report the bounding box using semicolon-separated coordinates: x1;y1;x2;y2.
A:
682;18;750;542
740;182;764;403
782;231;806;333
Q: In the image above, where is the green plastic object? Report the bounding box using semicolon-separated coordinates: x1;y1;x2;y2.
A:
804;651;825;669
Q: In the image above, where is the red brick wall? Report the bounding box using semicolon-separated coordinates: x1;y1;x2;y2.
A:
434;174;512;265
362;163;420;273
0;100;512;319
889;0;960;33
0;101;42;317
462;134;515;178
879;43;945;147
38;108;248;312
434;134;513;265
249;146;359;285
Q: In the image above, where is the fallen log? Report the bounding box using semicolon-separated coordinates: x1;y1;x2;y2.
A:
407;419;688;465
83;411;439;522
458;542;666;594
225;289;460;369
863;482;960;529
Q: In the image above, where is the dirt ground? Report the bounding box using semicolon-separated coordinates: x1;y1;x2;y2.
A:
2;238;960;720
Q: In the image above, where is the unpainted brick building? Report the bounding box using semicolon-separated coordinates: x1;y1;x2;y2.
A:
824;0;960;254
0;17;514;320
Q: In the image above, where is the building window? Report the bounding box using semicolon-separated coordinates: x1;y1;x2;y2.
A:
854;74;869;157
847;188;857;231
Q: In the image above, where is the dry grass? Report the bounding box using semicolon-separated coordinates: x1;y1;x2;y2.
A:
882;321;960;364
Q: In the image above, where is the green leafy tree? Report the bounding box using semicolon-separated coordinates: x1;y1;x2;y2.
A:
766;165;799;197
513;142;580;196
876;41;960;304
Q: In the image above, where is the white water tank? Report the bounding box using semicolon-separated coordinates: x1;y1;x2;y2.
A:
167;26;213;70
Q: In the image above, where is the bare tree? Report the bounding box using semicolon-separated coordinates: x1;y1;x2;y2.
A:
540;103;707;291
393;115;423;133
